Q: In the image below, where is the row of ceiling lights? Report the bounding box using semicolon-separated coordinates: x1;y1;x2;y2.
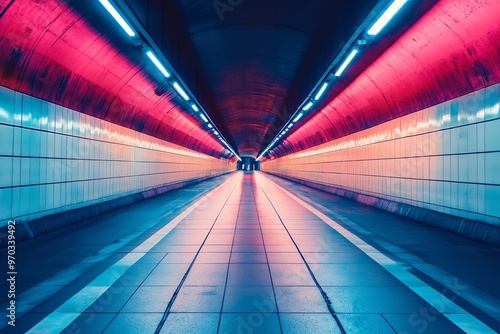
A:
256;0;409;161
98;0;241;160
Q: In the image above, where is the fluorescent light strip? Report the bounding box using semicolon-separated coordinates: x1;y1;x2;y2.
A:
173;82;190;101
335;49;358;77
368;0;408;36
146;51;170;78
293;112;304;122
314;82;329;101
257;1;405;160
100;2;235;162
302;101;314;111
99;0;136;37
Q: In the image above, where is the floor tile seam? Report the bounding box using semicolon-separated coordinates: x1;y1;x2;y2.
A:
153;175;242;334
254;191;285;334
216;177;244;333
255;174;347;334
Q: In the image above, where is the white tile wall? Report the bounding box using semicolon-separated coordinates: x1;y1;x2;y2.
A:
263;84;500;225
0;86;233;226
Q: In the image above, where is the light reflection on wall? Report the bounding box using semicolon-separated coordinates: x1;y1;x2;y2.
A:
263;84;500;225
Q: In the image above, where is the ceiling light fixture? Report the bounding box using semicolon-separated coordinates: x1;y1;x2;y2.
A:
257;0;411;162
173;82;190;101
302;101;314;111
293;112;304;122
146;51;170;78
98;0;136;37
314;82;329;101
368;0;409;36
98;0;240;161
335;49;358;77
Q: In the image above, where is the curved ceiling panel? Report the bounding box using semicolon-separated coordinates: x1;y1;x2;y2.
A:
192;25;307;157
268;0;500;159
0;0;231;158
134;0;380;158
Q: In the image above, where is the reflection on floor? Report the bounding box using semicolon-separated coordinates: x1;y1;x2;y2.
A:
2;172;500;333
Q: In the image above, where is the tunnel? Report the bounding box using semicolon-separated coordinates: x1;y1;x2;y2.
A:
0;0;500;333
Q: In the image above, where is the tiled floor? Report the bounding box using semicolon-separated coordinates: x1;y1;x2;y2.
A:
2;172;500;333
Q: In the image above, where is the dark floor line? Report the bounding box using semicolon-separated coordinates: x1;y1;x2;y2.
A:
269;174;500;331
215;179;242;333
254;188;284;334
257;179;347;334
100;253;170;333
154;175;239;334
380;314;399;333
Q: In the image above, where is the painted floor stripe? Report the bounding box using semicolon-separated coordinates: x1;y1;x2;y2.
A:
0;230;141;329
1;195;199;328
286;182;500;323
260;174;496;334
26;175;236;334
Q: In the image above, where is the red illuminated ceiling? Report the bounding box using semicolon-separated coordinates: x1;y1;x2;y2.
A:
127;0;381;157
268;0;500;159
0;0;230;158
1;0;498;160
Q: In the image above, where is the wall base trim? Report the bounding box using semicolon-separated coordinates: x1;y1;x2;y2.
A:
2;172;232;245
266;173;500;248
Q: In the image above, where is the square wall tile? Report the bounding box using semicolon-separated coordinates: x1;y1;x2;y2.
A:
485;185;500;218
483;83;500;121
20;157;30;186
0;188;12;220
25;95;42;130
458;155;468;182
0;85;15;126
0;124;13;156
30;130;41;157
10;187;20;217
450;182;459;209
485;152;500;185
30;158;40;185
459;89;483;125
0;157;13;188
467;183;478;214
21;128;32;157
468;124;478;152
40;101;48;131
13;92;23;127
485;119;500;151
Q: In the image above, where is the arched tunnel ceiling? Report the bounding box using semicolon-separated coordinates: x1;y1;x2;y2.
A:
0;0;232;159
177;0;380;157
1;0;498;160
265;0;500;159
123;0;381;157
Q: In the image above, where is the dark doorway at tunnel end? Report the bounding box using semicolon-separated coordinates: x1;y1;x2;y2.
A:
237;157;260;171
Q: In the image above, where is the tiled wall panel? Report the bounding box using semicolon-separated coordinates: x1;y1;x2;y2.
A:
0;86;232;227
263;84;500;225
